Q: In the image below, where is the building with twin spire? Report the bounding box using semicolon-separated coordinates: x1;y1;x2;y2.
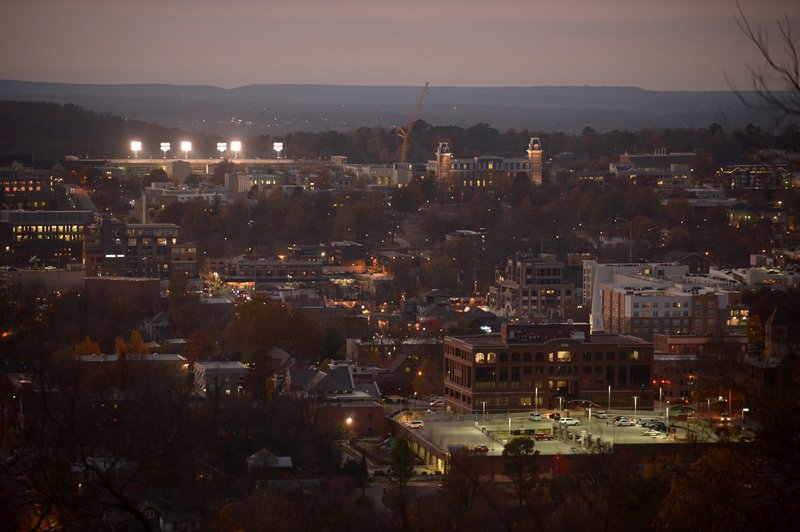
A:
428;137;543;190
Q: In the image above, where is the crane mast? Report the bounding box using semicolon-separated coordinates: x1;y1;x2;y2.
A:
397;81;430;164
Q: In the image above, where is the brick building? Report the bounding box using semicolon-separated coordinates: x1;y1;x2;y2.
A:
443;322;653;414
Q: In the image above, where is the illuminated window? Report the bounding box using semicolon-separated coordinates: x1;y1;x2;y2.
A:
475;352;485;364
487;352;497;363
557;350;572;362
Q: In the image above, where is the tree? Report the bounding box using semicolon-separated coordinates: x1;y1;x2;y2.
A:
389;437;415;492
502;436;539;510
72;336;101;356
412;358;441;398
168;272;200;337
734;2;800;118
182;328;214;362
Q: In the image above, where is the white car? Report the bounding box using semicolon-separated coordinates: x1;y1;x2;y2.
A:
406;420;424;429
559;417;581;426
594;411;608;419
528;411;542;421
615;418;635;427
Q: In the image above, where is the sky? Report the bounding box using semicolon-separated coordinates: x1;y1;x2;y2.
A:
0;0;798;91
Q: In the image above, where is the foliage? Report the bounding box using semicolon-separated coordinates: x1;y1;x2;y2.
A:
223;293;322;363
502;436;539;509
389;437;416;492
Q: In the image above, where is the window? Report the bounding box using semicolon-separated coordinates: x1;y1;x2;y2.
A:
487;352;497;363
557;350;572;362
499;352;508;362
475;352;485;364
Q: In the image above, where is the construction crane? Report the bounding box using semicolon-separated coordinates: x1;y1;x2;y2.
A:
397;81;430;164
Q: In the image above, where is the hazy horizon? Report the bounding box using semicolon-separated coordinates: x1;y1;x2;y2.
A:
2;0;797;91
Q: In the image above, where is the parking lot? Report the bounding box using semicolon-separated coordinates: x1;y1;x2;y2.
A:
397;408;689;456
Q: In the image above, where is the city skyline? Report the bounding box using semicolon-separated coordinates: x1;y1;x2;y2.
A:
1;0;798;91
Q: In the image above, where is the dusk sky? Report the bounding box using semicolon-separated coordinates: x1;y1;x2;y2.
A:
1;0;797;91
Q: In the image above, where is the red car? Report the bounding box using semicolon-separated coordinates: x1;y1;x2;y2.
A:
473;444;489;453
533;433;554;441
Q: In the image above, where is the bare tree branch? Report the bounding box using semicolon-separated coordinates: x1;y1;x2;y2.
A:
732;1;800;118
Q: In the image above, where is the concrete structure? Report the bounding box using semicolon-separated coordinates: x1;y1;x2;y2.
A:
193;361;250;397
488;254;575;319
443;322;653;414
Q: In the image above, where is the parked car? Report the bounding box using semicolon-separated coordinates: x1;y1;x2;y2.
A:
549;413;561;420
473;444;489;453
533;432;554;441
653;421;667;432
643;429;667;438
559;417;581;426
528;411;542;421
615;418;635;427
594;411;608;419
429;396;444;406
406;420;424;429
719;412;731;423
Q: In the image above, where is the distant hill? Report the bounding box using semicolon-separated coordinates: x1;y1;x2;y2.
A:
0;101;206;160
0;80;784;137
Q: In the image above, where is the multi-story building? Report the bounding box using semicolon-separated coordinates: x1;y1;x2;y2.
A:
429;137;543;190
0;209;93;266
487;254;574;319
443;322;653;414
600;285;743;339
0;170;54;209
83;214;190;279
717;164;791;192
193;361;250;397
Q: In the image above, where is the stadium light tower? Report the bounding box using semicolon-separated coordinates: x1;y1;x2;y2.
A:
273;142;283;159
180;140;192;160
230;140;242;159
130;140;142;159
160;142;171;160
216;142;227;158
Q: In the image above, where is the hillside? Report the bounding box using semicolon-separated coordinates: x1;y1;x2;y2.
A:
0;80;783;137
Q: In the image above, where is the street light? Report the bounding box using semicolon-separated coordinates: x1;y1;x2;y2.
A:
508;417;512;438
658;387;663;413
558;397;563;412
130;140;142;159
742;407;749;427
481;401;486;422
535;387;538;410
230;140;242;158
633;396;638;419
608;385;612;411
180;140;192;160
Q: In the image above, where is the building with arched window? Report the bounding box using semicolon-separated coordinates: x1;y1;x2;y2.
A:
443;322;653;414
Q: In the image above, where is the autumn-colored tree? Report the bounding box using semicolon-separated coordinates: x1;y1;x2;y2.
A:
72;336;101;356
223;293;322;363
182;328;214;363
114;330;149;355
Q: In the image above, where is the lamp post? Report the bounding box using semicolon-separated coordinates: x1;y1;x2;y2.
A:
481;401;486;422
742;407;749;427
666;406;670;430
707;398;711;419
160;142;170;162
558;397;563;412
216;142;227;158
535;387;538;410
180;140;192;160
633;396;638;419
130;140;142;159
608;385;612;411
659;387;663;413
508;417;512;438
230;140;242;159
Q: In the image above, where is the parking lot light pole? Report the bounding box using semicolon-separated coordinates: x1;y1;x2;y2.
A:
633;396;638;419
508;417;512;438
482;401;486;422
608;385;612;411
742;407;749;427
